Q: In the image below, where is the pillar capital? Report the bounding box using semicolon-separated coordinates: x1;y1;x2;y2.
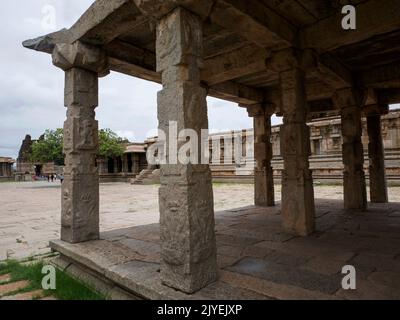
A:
246;103;275;118
333;87;368;109
133;0;214;20
363;104;389;117
52;41;109;77
267;48;307;74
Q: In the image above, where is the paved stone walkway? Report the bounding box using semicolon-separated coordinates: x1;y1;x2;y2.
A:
0;181;399;261
51;199;400;299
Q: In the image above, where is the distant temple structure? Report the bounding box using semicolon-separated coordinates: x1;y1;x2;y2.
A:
15;134;62;181
16;109;400;183
132;109;400;184
0;156;14;181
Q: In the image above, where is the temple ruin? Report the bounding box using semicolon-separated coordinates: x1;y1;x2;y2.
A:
0;157;14;182
23;0;400;298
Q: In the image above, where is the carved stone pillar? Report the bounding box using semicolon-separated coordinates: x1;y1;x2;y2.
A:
366;106;388;203
280;66;315;236
156;7;218;293
122;154;128;173
52;42;108;243
247;104;275;207
333;87;367;210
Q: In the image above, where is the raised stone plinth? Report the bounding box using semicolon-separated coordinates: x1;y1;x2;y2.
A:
50;199;400;300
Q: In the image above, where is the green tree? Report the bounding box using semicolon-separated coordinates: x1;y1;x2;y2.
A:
98;129;125;158
30;129;64;165
29;128;125;165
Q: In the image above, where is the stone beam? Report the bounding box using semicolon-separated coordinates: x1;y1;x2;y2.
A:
268;49;352;91
316;54;353;89
209;0;297;48
377;89;400;105
104;40;265;104
68;0;147;45
359;61;400;88
106;40;160;82
133;0;214;19
208;81;264;105
22;29;69;54
308;99;335;114
301;0;400;52
363;104;389;117
201;45;271;85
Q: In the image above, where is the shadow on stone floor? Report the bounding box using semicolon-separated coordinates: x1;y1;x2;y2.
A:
50;199;400;300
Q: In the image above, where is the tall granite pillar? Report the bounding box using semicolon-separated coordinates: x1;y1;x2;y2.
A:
247;104;275;207
156;7;218;293
280;67;315;236
333;88;367;210
366;107;388;203
52;42;108;243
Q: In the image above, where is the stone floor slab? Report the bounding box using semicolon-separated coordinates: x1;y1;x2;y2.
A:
48;199;400;299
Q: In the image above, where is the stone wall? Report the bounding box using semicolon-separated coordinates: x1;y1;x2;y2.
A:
0;157;14;181
208;109;400;182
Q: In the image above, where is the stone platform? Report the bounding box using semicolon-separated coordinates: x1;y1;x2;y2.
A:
50;199;400;300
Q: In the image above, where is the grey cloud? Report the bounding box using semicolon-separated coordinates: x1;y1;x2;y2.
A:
0;0;273;159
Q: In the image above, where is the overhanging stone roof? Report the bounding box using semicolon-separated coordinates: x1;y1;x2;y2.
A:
23;0;400;115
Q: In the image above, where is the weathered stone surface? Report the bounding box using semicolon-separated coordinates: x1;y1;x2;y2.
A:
220;270;337;300
366;112;388;203
43;199;400;299
60;68;100;243
227;257;341;294
333;87;367;210
247;104;275;207
280;66;315;236
156;7;217;293
52;42;109;76
51;42;109;244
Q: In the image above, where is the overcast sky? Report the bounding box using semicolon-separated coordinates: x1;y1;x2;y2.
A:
1;1;397;160
0;0;259;159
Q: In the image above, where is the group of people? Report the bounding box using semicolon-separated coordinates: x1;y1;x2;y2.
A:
46;174;64;183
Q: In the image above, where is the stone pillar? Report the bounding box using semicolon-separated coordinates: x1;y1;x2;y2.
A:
122;154;129;173
52;42;108;243
0;163;4;176
156;7;218;293
366;107;388;203
247;104;275;207
333;87;367;210
280;66;315;236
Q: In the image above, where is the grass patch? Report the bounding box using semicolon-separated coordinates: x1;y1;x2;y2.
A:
0;260;105;300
